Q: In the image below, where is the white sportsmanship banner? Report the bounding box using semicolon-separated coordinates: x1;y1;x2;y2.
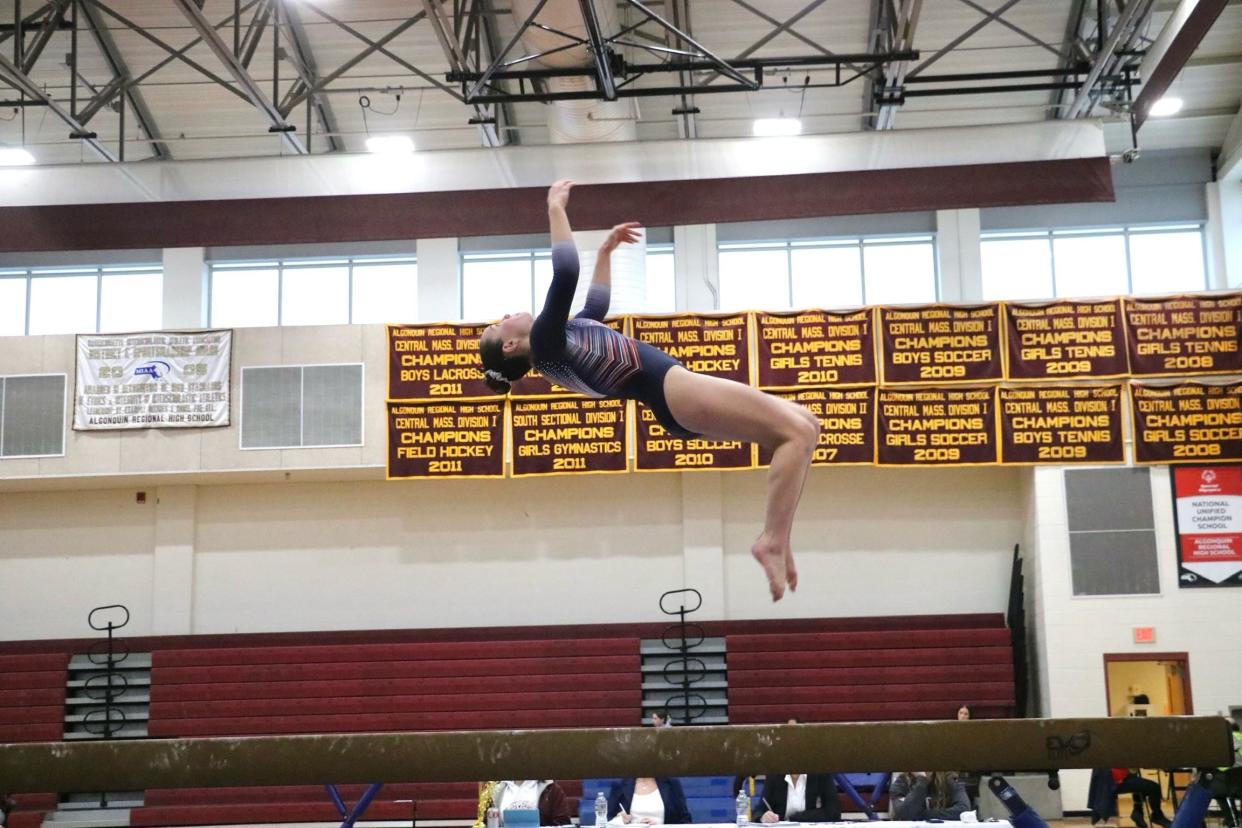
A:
1172;465;1242;587
74;330;232;430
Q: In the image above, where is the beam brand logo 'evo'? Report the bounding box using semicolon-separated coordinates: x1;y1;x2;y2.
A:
1046;729;1091;760
134;361;172;380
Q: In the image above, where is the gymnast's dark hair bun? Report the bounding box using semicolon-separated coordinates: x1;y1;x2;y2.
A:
482;369;513;394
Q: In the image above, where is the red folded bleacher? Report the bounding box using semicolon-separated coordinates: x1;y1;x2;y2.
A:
726;616;1016;723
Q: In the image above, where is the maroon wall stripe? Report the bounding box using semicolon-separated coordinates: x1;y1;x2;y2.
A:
0;613;1006;655
1132;0;1230;129
0;158;1113;253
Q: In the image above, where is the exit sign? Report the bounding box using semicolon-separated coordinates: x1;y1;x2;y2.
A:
1134;627;1156;644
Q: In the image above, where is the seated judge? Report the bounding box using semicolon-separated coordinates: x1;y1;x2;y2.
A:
890;772;971;821
755;772;841;823
607;777;692;825
754;719;842;823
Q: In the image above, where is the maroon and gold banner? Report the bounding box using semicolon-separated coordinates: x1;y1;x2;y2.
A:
1125;294;1242;376
998;384;1125;465
388;322;490;400
387;399;505;479
758;387;875;467
509;317;628;398
754;309;876;389
510;397;628;476
634;404;755;472
879;305;1003;385
1004;299;1127;380
631;313;751;384
877;386;997;466
1130;382;1242;464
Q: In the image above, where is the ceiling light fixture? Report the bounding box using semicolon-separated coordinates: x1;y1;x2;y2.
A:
0;146;36;166
365;134;415;154
752;118;802;137
1147;96;1183;117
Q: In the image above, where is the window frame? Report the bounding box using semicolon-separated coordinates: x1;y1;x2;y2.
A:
459;249;551;321
717;233;940;310
0;265;162;336
980;223;1208;301
208;255;418;328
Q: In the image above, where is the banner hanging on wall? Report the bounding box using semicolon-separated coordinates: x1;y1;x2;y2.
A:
997;384;1125;465
74;330;231;430
879;304;1003;385
510;397;628;476
757;387;875;467
1130;381;1242;464
754;309;876;389
387;399;506;479
1171;465;1242;588
1003;299;1127;380
388;322;491;401
1124;293;1242;377
631;313;752;385
876;386;998;466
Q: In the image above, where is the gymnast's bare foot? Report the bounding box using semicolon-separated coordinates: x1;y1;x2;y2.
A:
784;546;798;594
752;533;789;601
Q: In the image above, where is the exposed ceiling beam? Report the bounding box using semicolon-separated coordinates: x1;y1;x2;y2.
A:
669;0;698;139
19;0;71;73
1064;0;1156;119
1132;0;1231;128
79;0;170;159
422;0;505;148
874;0;922;129
173;0;307;154
907;0;1018;78
276;0;341;152
0;49;117;161
281;5;446;114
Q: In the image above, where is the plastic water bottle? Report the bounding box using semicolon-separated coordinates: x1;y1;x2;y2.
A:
595;792;608;827
736;788;749;826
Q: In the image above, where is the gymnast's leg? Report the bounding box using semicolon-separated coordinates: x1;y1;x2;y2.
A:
662;366;819;601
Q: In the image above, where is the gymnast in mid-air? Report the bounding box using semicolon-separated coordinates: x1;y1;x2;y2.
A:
478;180;819;601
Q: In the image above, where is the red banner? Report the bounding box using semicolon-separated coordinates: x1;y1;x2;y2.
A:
1003;299;1127;380
634;405;755;472
754;309;875;389
387;399;505;479
388;322;490;400
879;304;1003;384
997;384;1125;465
1125;293;1242;376
631;313;751;384
757;387;875;467
877;386;998;466
1130;381;1242;464
510;397;628;476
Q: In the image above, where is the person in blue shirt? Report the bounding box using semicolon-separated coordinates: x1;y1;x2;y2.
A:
478;180;820;602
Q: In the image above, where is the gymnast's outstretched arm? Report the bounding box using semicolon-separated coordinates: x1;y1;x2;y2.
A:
531;180;580;354
578;222;641;322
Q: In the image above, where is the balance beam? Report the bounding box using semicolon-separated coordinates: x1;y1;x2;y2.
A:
0;717;1230;793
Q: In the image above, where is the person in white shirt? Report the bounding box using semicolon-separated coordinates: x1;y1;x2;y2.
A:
755;718;841;823
607;777;692;825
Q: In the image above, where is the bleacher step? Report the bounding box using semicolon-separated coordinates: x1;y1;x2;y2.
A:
68;654;151;670
63;728;148;740
42;810;131;826
65;692;150;705
66;678;150;689
58;799;142;810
